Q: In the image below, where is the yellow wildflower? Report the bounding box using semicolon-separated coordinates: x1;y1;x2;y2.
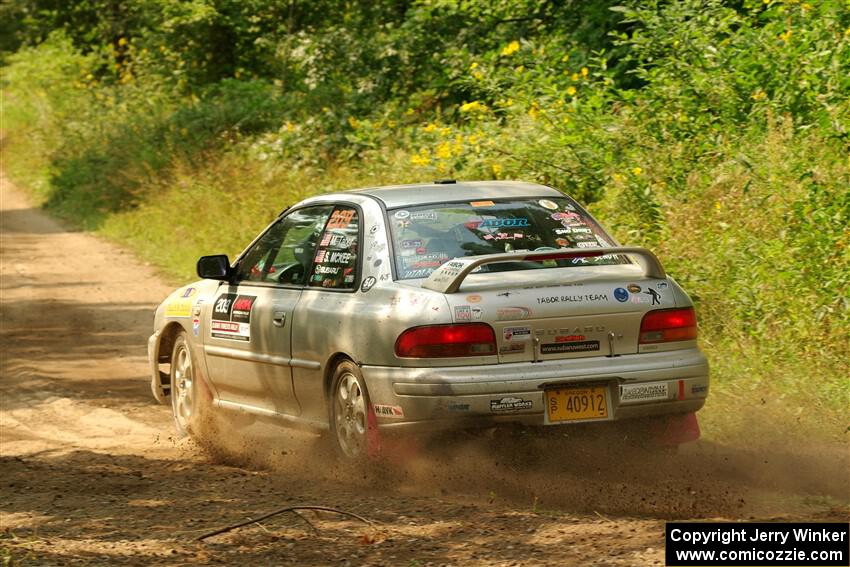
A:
492;164;503;177
411;149;431;167
566;86;577;96
179;128;188;137
473;70;483;80
387;120;397;128
751;90;767;101
423;123;438;133
561;54;569;63
779;29;792;43
581;67;588;78
439;127;452;137
117;37;128;46
714;201;722;211
347;116;359;129
469;62;478;70
528;102;540;120
571;72;579;82
612;173;623;182
515;65;525;73
406;108;415;115
459;101;488;113
632;167;643;176
801;2;811;10
436;142;452;159
501;41;520;57
468;134;479;145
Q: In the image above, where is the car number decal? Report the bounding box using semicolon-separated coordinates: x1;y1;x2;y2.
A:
211;293;255;342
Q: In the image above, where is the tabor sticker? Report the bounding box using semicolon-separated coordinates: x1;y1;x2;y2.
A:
394;210;410;219
373;404;405;418
538;199;559;210
360;276;377;292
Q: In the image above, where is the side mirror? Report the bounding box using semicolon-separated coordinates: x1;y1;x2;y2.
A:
197;254;232;281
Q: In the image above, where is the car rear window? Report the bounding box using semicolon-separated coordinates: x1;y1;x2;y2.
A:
388;198;622;280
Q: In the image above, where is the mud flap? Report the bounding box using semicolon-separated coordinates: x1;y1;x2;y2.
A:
366;403;383;459
652;411;701;446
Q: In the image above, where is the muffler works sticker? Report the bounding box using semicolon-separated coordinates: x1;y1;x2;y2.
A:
490;397;533;412
211;293;256;341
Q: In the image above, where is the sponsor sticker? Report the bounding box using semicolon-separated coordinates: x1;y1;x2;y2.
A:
360;276;377;292
490;397;533;412
499;343;526;354
394;210;410;219
466;294;482;303
627;284;642;293
470;200;495;207
192;318;200;336
541;341;600;354
411;211;438;221
576;241;599;248
643;288;662;305
614;287;629;302
538;199;559;210
454;305;472;321
479;218;529;228
691;384;708;395
402;239;423;248
656;281;668;290
619;382;669;403
211;294;255;341
445;402;470;412
497;307;532;321
503;326;532;341
373;404;405;418
164;299;193;318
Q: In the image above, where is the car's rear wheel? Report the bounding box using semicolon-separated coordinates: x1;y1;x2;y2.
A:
170;332;202;437
330;361;377;460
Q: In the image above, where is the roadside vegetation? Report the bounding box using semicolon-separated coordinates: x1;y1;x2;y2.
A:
2;0;847;441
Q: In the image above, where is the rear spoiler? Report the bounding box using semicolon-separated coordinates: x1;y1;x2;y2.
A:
421;247;666;294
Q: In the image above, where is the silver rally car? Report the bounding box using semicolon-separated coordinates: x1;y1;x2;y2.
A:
149;181;708;459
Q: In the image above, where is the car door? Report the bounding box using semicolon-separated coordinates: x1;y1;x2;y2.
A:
203;205;334;416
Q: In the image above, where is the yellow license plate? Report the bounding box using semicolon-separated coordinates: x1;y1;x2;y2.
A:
545;385;609;423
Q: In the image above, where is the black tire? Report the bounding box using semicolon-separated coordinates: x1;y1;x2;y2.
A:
329;360;377;460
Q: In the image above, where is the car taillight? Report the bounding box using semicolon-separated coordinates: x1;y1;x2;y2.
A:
395;323;497;358
639;307;697;344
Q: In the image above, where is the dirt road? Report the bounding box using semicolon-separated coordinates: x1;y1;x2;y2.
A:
1;173;847;566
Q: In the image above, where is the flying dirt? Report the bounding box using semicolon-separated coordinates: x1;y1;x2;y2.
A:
1;173;847;566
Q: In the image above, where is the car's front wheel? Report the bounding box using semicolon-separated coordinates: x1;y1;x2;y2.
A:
330;360;378;460
170;331;202;437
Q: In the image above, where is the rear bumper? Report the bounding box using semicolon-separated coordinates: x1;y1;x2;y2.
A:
361;348;709;432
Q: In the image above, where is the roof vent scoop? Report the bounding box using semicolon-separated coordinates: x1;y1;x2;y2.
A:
434;179;457;184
